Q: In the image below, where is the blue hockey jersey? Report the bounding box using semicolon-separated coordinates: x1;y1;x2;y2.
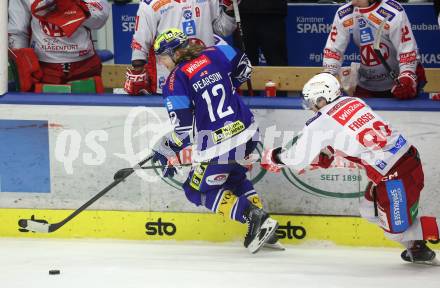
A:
162;44;258;162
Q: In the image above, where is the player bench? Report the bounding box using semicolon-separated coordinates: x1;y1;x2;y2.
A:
101;65;440;93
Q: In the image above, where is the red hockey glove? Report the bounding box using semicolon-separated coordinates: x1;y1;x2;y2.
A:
8;48;43;92
391;71;417;100
220;0;241;12
311;146;335;169
260;147;285;173
124;67;149;95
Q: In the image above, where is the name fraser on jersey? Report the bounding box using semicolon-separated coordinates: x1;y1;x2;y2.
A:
348;112;376;131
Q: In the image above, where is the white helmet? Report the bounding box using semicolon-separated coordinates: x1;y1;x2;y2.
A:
302;73;341;110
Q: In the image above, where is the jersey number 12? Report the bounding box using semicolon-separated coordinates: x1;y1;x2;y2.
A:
201;84;234;122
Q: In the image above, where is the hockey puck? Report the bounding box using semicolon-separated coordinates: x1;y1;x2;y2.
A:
49;270;60;275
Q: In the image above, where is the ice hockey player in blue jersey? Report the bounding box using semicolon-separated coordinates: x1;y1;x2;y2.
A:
150;28;280;253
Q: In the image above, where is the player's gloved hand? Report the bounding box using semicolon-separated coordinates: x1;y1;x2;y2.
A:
151;134;184;178
220;0;241;12
391;71;417;100
260;147;285;173
311;146;335;169
124;67;149;95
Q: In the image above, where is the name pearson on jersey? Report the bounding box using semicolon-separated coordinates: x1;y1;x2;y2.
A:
192;72;223;92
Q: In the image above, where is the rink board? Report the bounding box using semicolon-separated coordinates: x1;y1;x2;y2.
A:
1;208;439;249
1;103;440;218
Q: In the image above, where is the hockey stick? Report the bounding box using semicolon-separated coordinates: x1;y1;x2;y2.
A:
113;154;260;181
232;0;254;96
17;153;154;233
373;16;400;85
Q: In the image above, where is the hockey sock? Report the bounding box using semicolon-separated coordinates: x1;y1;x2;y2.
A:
385;216;440;243
420;216;439;241
213;190;251;223
244;190;263;209
230;179;263;209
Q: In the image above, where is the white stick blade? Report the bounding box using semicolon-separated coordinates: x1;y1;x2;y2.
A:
24;220;50;233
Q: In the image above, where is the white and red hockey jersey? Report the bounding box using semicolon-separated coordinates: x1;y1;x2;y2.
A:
323;0;420;92
279;97;410;184
131;0;236;92
8;0;110;63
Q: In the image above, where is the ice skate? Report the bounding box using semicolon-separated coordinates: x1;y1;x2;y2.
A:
401;241;439;266
243;205;278;254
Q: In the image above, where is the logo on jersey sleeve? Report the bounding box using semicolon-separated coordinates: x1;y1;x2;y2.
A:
331;100;366;126
399;51;417;64
182;54;211;78
338;5;353;19
375;160;388;170
376;7;396;21
385;0;403;12
153;0;171;11
165;95;191;111
343;18;354;28
324;49;341;61
386;135;407;155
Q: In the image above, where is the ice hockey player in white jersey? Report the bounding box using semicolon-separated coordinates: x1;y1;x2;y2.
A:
8;0;110;88
262;73;440;265
323;0;426;100
124;0;238;95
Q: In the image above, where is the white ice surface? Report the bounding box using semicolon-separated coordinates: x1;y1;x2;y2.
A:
0;238;439;288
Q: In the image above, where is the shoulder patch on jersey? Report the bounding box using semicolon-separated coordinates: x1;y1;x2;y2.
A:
338;5;353;20
152;0;171;12
376;7;396;21
385;0;403;12
216;44;237;61
343;18;354;28
181;54;211;79
306;112;322;126
368;13;391;29
327;98;356;116
165;95;191;111
399;51;417;64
